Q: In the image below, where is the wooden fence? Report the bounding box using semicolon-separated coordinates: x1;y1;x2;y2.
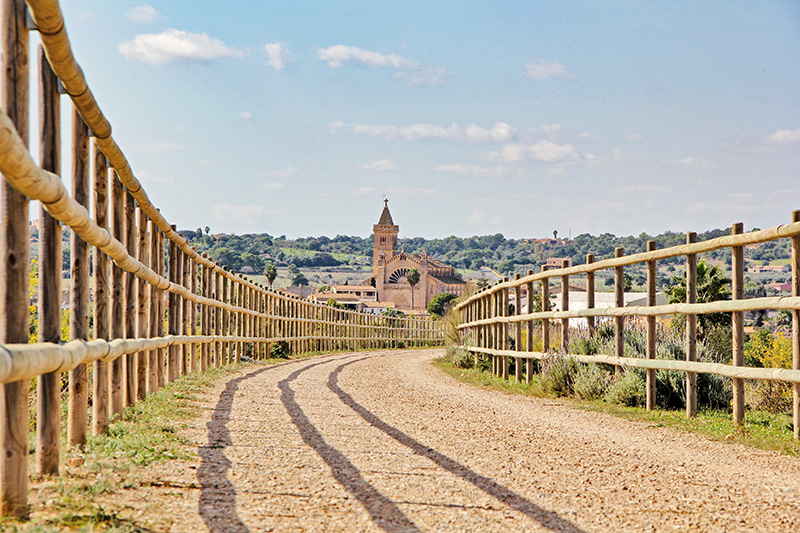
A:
456;213;800;436
0;0;440;518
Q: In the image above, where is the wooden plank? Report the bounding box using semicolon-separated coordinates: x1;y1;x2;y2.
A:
156;230;165;386
68;107;90;449
37;44;62;476
646;241;657;411
124;192;136;405
514;274;522;382
732;222;745;425
686;232;698;418
0;0;30;516
91;145;110;437
182;251;191;373
190;256;198;371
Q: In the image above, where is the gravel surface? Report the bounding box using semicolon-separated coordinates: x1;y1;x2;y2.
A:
129;349;800;531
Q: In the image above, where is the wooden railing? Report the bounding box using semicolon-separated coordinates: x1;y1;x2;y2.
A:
0;0;441;518
455;212;800;435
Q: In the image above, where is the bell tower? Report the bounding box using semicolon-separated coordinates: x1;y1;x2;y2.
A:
373;199;399;271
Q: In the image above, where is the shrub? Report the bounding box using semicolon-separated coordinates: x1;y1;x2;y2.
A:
270;341;291;359
605;369;645;407
574;363;608;400
540;355;579;396
446;346;474;369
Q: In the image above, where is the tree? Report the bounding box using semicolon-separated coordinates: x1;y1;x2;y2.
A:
204;225;210;235
428;292;457;318
264;263;277;288
476;277;489;291
326;298;343;309
406;268;420;309
291;272;309;286
665;259;731;337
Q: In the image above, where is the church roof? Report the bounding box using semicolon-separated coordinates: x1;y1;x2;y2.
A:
377;200;394;225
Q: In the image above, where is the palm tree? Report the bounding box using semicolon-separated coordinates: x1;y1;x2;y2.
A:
406;268;421;310
665;259;731;336
264;263;277;288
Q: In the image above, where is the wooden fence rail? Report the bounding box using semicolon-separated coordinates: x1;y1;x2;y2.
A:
0;0;441;518
455;210;800;439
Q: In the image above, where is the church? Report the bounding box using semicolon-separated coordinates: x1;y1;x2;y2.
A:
364;200;467;313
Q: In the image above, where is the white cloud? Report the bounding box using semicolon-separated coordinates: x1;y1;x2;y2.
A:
661;156;716;169
238;111;252;120
541;123;562;133
316;45;446;86
435;164;509;178
211;203;279;226
264;42;289;71
616;185;672;194
262;182;283;190
196;159;220;167
467;209;513;227
628;133;646;141
351;186;376;196
766;128;800;145
136;170;173;184
125;5;162;24
136;142;183;153
359;159;397;171
119;29;245;65
523;59;574;80
392;65;448;86
328;121;515;143
489;140;579;163
316;45;417;69
264;166;300;178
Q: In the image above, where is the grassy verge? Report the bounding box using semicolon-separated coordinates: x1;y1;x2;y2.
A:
433;357;800;457
3;357;304;532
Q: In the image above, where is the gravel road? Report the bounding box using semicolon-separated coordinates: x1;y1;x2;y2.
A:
147;349;800;531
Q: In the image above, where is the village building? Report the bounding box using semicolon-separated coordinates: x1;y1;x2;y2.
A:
365;200;467;312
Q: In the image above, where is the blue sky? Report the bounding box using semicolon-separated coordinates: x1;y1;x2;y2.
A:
44;1;800;239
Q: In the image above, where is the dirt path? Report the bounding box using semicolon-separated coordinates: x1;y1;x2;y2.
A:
123;349;800;531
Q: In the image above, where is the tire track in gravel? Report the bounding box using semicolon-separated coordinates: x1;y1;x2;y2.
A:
194;349;800;532
326;354;585;533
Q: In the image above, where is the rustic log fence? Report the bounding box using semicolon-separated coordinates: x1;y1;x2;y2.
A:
0;0;441;518
455;211;800;438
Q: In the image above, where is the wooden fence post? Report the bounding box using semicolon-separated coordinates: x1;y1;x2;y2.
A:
124;192;136;405
147;220;159;392
221;269;229;364
526;270;534;383
614;247;625;373
586;254;595;337
514;274;522;381
190;255;198;372
68;107;90;449
732;222;745;425
167;229;178;382
561;260;570;353
110;171;125;417
181;252;190;373
0;0;30;516
92;147;110;436
542;266;550;354
37;44;61;476
215;270;222;366
686;232;698;418
646;241;657;411
156;229;166;387
136;208;148;397
791;210;800;439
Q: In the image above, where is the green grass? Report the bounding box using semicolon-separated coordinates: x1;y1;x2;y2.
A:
434;357;800;457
